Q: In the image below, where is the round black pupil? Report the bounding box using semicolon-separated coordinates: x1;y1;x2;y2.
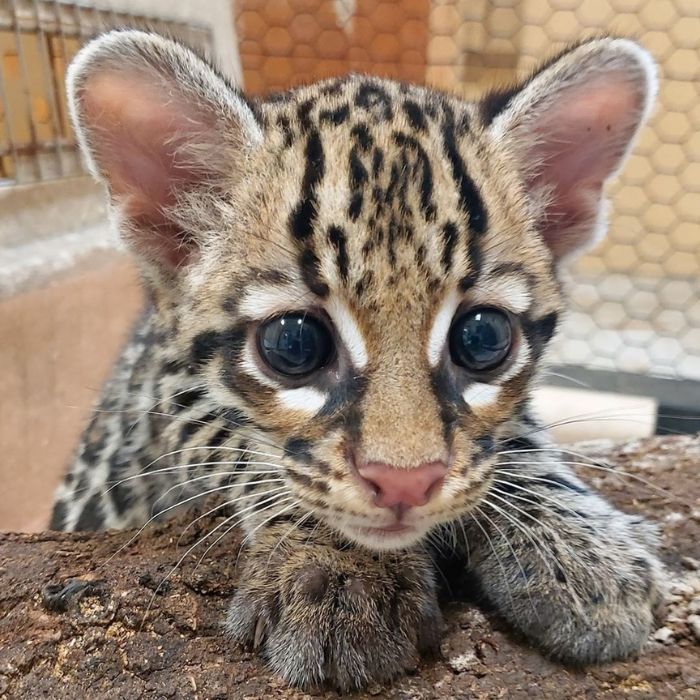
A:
259;315;330;376
452;310;512;371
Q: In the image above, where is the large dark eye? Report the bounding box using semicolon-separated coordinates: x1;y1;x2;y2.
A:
449;307;513;372
257;313;334;377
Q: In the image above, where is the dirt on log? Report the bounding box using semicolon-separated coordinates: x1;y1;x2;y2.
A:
1;434;699;699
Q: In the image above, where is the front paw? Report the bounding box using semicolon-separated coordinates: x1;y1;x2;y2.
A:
226;529;442;691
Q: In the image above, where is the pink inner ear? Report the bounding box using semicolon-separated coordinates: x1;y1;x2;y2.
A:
526;74;643;259
82;73;214;267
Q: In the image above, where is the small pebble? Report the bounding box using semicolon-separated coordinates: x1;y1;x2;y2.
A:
681;556;700;571
653;626;675;644
687;615;700;643
688;598;700;615
448;650;479;673
671;582;695;597
664;512;684;523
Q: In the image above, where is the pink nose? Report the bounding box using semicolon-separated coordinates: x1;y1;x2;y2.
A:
357;461;448;510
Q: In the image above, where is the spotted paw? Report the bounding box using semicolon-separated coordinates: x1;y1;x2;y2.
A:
226;528;442;691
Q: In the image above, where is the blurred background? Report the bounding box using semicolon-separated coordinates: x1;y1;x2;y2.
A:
0;0;698;530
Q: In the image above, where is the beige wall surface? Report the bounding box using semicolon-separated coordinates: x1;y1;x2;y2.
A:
0;255;142;531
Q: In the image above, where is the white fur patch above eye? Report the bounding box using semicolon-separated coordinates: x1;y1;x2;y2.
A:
427;289;461;367
462;383;500;411
239;284;313;320
325;296;368;370
277;387;327;413
474;274;532;314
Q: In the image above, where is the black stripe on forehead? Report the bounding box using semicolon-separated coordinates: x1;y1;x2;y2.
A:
328;225;349;281
289;128;325;241
392;131;437;221
319;103;350;126
297;98;316;131
355;82;393;121
298;246;330;298
441;103;487;235
441;222;459;272
402;99;427;131
459;223;484;292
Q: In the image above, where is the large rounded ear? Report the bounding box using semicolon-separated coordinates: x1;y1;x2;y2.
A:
481;37;657;263
68;30;263;270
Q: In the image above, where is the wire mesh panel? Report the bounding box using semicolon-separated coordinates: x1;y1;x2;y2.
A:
0;0;211;185
233;0;700;419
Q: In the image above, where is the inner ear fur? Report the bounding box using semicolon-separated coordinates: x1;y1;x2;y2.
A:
68;30;262;271
482;37;657;262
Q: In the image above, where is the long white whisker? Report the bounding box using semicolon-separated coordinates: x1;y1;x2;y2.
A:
141;494;298;627
468;512;516;612
153;474;286;511
177;485;291;547
198;497;300;575
474;503;539;618
104;461;284;494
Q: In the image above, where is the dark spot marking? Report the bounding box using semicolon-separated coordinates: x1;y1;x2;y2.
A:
299;247;330;297
49;501;67;530
319;103;350;125
74;493;103;530
284;437;313;462
171;388;205;412
109;480;132;516
289;129;325;241
354;271;373;298
162;359;186;375
355;83;393;121
402;99;427;131
351;123;373;151
349;147;369;189
371;148;384;177
541;472;588;495
474;435;494;454
328;225;349;281
179;420;203;444
191;331;223;366
441;222;459;272
393;131;436;221
277;115;294;147
297;98;315;131
348;191;363;221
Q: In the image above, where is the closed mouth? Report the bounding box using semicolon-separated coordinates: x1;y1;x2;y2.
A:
357;523;413;535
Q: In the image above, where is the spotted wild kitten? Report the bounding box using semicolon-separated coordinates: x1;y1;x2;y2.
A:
51;30;663;690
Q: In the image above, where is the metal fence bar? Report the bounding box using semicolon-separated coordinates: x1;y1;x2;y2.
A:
10;0;42;180
30;0;64;176
0;0;211;186
0;41;19;180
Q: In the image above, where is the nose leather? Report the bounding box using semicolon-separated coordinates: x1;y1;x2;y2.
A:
357;460;448;509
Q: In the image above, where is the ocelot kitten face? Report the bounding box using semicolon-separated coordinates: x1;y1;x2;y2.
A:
69;32;655;548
